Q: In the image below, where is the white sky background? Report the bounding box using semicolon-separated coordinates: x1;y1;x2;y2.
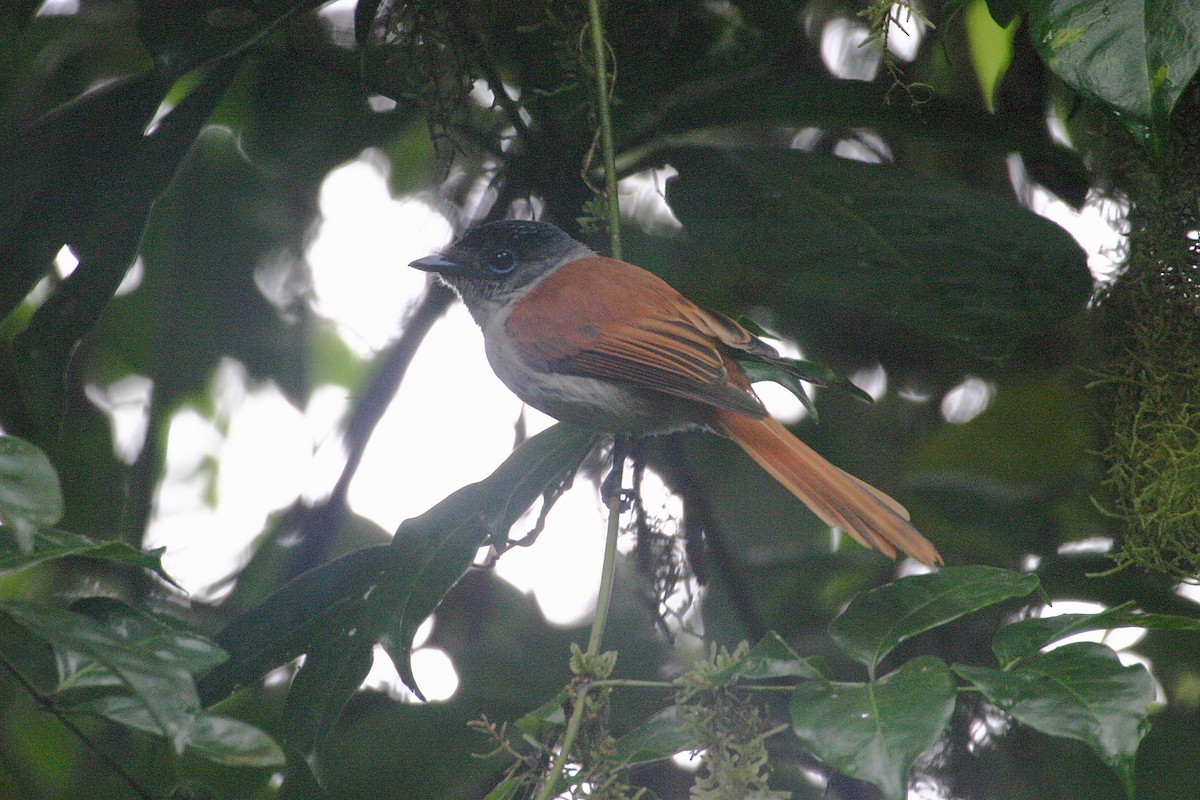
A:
125;0;1142;716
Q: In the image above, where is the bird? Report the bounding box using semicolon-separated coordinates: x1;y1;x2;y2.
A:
410;219;941;566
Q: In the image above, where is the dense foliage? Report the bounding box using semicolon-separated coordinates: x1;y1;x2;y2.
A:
2;1;1200;799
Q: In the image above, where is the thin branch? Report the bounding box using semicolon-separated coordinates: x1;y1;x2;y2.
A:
586;0;622;259
533;5;625;797
0;655;155;800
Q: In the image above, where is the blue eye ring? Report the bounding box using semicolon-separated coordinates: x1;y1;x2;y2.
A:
487;249;517;275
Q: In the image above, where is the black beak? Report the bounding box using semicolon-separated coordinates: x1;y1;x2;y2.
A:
409;254;465;275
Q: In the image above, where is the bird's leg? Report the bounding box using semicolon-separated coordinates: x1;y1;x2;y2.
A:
601;435;633;510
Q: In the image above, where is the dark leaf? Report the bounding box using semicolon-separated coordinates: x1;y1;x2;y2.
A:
354;0;386;45
613;706;700;766
986;0;1030;26
0;526;177;586
137;0;317;78
201;545;390;705
10;60;237;429
514;691;569;738
65;597;227;682
993;601;1200;667
1;600;202;752
790;656;956;800
829;566;1041;672
203;424;597;718
955;642;1155;795
709;631;828;684
1027;0;1200;145
665;147;1091;360
483;778;524;800
373;423;599;697
0;434;62;549
66;694;286;767
280;627;375;772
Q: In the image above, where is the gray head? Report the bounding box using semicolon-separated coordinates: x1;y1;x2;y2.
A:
410;220;593;323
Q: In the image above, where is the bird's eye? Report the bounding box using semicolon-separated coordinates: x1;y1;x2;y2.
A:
486;249;517;275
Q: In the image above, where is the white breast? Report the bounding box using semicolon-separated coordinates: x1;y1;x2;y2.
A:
480;303;698;434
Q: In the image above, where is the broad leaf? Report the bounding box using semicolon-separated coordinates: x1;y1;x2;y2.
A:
6;67;237;428
709;631;827;685
207;422;598;764
955;642;1154;795
137;0;315;78
968;0;1019;112
664;147;1090;361
790;656;956;800
993;601;1200;667
373;423;600;697
0;435;63;550
613;706;701;766
57;597;227;688
67;694;286;768
514;690;569;738
483;778;524;800
201;544;389;705
1027;0;1200;145
0;526;177;587
280;628;375;773
829;566;1041;672
1;600;201;752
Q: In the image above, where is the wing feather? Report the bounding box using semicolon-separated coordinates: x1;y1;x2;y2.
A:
505;257;766;417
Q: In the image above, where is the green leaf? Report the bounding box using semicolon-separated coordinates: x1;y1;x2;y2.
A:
60;597;227;686
829;566;1041;672
1027;0;1200;145
483;778;524;800
955;642;1155;795
203;422;598;760
201;544;390;705
618;71;1088;206
514;690;570;738
738;355;874;421
0;73;163;322
613;705;700;766
0;435;63;550
790;656;956;800
709;631;828;685
993;601;1200;668
0;526;178;587
967;0;1019;112
739;361;819;420
66;695;286;768
280;628;375;773
373;423;600;698
664;147;1091;361
1;600;201;753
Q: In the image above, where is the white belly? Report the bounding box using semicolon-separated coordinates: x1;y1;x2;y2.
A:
481;305;700;434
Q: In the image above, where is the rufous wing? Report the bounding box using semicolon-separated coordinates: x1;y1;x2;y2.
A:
506;255;941;565
505;256;767;416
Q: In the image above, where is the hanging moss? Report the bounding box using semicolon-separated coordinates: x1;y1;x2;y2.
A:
1100;297;1200;580
1095;99;1200;581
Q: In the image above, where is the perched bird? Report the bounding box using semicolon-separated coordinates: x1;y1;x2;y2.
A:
410;220;941;566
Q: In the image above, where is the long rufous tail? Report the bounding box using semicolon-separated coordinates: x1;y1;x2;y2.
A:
714;409;942;566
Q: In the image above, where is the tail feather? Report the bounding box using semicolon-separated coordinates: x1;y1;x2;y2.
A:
715;409;942;566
